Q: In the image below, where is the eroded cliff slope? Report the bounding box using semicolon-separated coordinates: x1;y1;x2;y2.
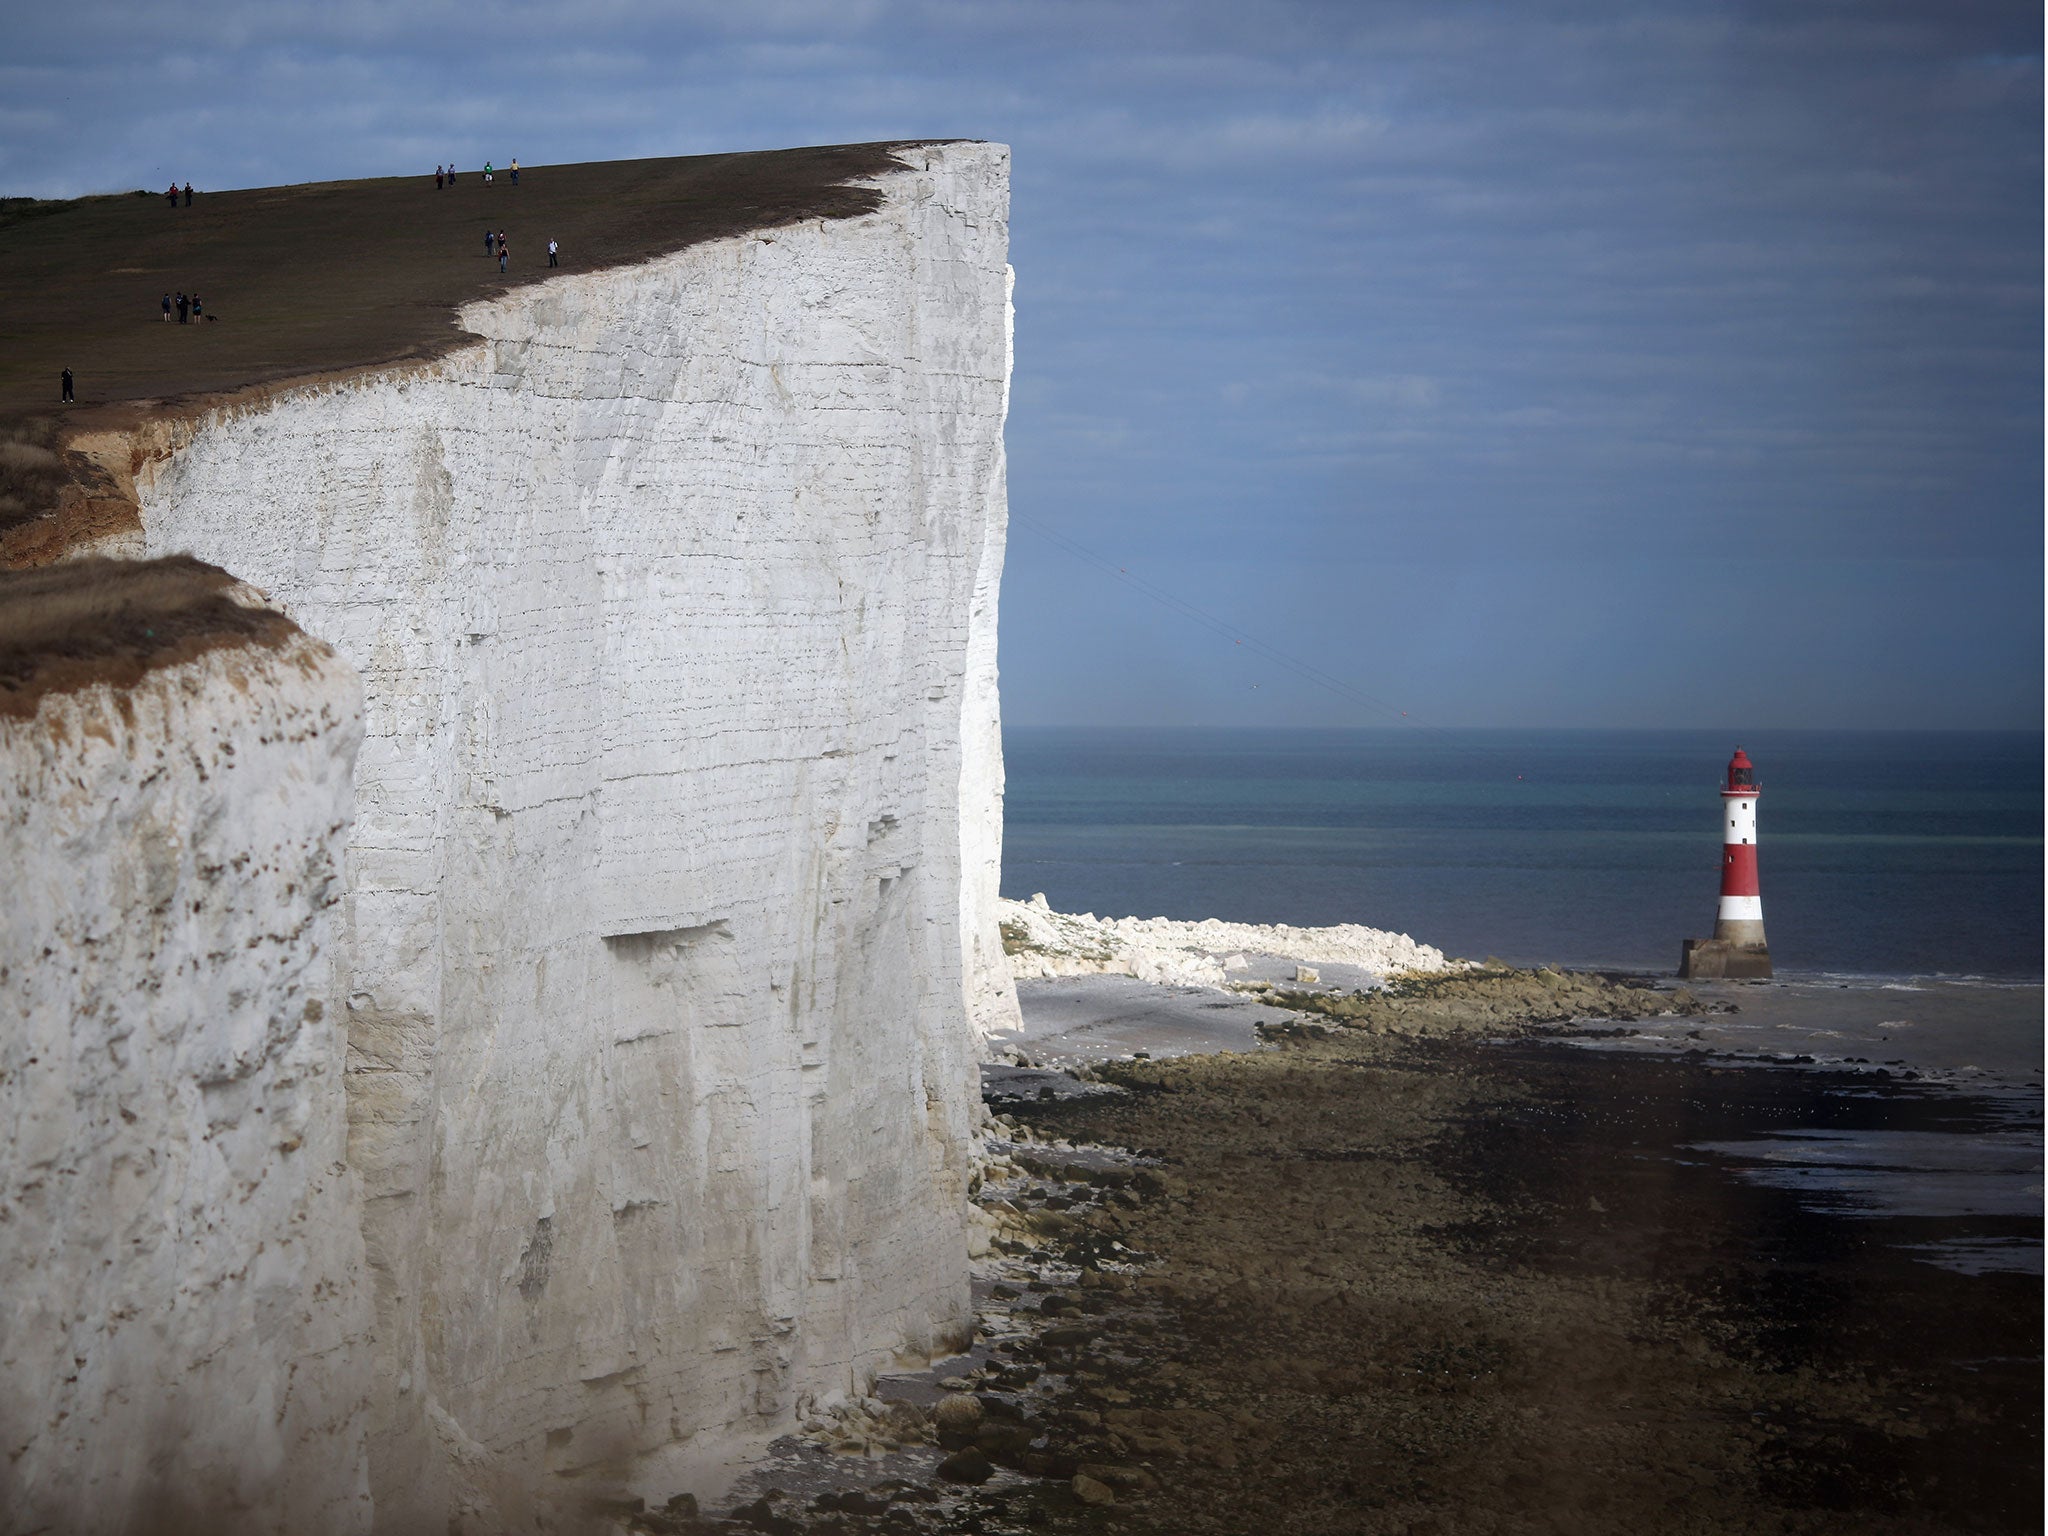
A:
1;559;369;1535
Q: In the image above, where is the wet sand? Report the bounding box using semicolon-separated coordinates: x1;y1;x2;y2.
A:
987;974;1293;1068
631;974;2041;1536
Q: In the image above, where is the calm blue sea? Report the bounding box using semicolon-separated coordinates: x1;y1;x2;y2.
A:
1000;728;2043;981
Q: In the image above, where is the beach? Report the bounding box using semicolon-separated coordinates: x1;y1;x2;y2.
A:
626;929;2040;1536
963;1007;2040;1534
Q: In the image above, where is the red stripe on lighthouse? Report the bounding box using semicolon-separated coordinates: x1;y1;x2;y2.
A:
1720;842;1759;898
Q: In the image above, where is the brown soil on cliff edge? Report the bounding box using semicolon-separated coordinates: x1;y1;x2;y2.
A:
0;141;933;535
643;972;2038;1536
0;554;298;715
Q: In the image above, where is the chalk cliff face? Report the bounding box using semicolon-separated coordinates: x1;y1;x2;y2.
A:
130;142;1014;1528
0;620;370;1535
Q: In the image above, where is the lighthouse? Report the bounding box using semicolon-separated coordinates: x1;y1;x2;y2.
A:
1679;746;1773;979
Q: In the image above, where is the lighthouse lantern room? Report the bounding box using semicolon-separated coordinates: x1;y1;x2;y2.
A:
1679;746;1773;980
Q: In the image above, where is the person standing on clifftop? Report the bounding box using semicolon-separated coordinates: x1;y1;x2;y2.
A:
484;227;495;256
547;237;558;268
483;160;494;183
436;165;444;190
60;368;73;404
498;240;509;274
176;292;189;323
161;292;172;322
182;183;192;207
510;158;519;185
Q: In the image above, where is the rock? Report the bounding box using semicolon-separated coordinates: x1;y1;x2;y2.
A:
1016;1449;1079;1479
976;1421;1038;1460
934;1392;984;1445
1042;1323;1096;1349
1071;1473;1116;1506
1295;965;1320;984
1081;1462;1158;1492
938;1376;977;1391
1222;953;1249;970
730;1496;802;1534
664;1492;701;1517
936;1447;994;1484
813;1490;888;1515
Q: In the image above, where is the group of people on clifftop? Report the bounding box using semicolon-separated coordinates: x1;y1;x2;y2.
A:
159;291;208;324
435;158;518;190
164;181;193;207
439;160;556;271
482;225;559;272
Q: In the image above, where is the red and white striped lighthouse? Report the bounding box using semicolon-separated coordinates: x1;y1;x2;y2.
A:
1680;746;1773;979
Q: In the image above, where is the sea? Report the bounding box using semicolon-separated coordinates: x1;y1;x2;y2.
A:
1001;727;2043;1274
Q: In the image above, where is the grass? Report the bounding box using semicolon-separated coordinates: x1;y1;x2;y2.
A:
0;141;930;431
0;553;297;716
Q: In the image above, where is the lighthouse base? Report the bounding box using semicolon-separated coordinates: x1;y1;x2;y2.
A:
1679;938;1772;980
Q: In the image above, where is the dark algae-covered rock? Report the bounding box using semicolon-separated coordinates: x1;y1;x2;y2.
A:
1257;964;1718;1038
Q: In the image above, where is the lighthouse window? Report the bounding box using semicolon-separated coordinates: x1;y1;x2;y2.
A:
1742;801;1750;811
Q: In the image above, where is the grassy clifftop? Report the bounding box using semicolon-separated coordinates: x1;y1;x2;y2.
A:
0;142;923;424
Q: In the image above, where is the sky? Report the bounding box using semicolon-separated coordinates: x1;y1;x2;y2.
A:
3;0;2040;730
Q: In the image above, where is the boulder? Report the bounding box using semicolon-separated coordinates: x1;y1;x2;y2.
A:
934;1392;984;1447
1072;1473;1116;1506
936;1448;994;1484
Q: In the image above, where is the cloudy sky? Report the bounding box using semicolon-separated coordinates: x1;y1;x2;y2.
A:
5;0;2039;729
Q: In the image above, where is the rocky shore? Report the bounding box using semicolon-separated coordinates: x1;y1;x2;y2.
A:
609;964;2039;1535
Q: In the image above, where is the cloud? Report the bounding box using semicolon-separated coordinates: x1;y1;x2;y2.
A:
0;0;2036;724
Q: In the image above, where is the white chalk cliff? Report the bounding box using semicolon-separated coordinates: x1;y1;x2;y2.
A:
2;141;1017;1533
1;617;371;1536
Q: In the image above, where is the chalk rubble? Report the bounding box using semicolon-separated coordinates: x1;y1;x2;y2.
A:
1000;895;1449;987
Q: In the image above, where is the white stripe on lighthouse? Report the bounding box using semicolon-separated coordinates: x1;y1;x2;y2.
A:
1718;894;1763;921
1724;798;1756;843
